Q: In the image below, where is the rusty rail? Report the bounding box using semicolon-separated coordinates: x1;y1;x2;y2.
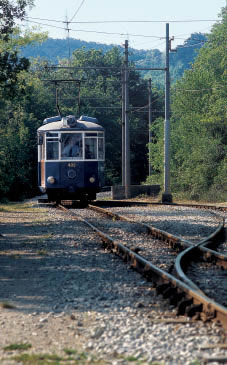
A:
57;203;227;328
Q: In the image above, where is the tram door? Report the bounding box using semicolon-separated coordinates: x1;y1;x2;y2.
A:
41;160;45;187
38;134;46;187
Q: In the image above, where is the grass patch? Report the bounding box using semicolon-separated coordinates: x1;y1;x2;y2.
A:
37;249;48;256
0;302;16;309
63;348;78;355
0;202;47;213
12;353;63;364
12;351;105;364
123;355;139;361
40;233;53;239
117;353;163;364
4;343;32;351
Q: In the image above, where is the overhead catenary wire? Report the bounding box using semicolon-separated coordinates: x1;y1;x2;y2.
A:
24;18;221;41
24;18;166;39
64;0;87;62
69;0;86;22
19;20;212;51
174;86;225;92
23;17;222;52
43;65;166;71
26;16;220;24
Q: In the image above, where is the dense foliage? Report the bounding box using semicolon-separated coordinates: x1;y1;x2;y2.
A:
0;1;34;96
0;1;49;200
147;8;227;201
0;2;226;202
0;0;33;41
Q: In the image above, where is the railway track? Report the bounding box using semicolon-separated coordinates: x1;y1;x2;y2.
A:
92;201;227;257
54;201;227;329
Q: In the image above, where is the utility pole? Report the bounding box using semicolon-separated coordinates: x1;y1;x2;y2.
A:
77;81;81;116
55;85;61;116
162;23;173;203
121;65;125;186
64;14;71;65
148;78;152;177
124;40;131;198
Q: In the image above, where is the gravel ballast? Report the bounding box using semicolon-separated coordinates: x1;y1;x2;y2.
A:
101;205;224;243
0;200;226;364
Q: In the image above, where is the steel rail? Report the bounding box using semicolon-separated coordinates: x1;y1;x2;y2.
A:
57;203;227;328
88;204;193;249
174;213;226;299
89;204;226;293
89;204;227;265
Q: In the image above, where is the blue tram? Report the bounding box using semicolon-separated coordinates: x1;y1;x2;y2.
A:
37;115;105;202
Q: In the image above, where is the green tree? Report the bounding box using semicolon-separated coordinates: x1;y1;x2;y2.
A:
152;6;227;201
0;1;51;200
0;0;34;41
0;1;37;96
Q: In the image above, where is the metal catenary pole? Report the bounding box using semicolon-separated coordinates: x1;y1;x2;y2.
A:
124;40;131;198
162;23;172;203
122;65;125;186
148;78;152;177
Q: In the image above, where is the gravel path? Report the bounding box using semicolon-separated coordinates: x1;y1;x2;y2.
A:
101;205;223;244
0;201;226;364
73;208;179;273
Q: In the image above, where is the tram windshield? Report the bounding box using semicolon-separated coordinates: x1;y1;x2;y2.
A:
61;133;82;159
44;131;104;161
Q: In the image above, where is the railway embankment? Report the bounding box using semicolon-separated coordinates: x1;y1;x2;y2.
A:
0;200;226;364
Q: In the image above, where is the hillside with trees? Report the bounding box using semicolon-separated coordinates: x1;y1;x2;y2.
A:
21;32;207;86
21;37;116;61
147;7;227;201
135;32;208;85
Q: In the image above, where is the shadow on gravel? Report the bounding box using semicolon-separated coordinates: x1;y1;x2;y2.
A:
0;217;154;315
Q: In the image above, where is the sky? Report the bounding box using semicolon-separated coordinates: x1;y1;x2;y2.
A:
23;0;226;51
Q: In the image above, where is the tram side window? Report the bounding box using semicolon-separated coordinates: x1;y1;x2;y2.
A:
85;138;97;159
46;138;59;160
98;137;104;160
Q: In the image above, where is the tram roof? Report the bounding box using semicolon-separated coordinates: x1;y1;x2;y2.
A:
38;117;104;132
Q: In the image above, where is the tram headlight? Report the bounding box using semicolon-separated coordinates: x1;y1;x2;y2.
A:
47;176;55;184
68;170;76;179
89;177;95;183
